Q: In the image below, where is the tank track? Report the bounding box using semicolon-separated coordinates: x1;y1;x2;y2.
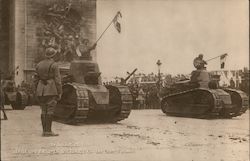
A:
161;88;220;118
54;83;89;124
223;88;249;117
161;87;248;119
109;85;132;122
68;84;90;124
55;83;132;124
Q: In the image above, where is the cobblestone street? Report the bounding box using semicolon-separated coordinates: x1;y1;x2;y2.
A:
1;106;249;161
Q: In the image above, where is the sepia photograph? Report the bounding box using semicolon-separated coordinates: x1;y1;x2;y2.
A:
0;0;249;161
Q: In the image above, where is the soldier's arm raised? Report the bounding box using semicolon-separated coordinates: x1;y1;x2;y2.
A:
89;43;97;51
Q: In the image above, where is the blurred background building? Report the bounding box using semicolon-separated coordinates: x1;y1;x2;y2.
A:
0;0;96;85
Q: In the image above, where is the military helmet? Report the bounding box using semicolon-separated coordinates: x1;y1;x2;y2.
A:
45;47;57;58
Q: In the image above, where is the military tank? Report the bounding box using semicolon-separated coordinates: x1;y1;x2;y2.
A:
54;55;133;123
161;69;249;118
1;79;28;110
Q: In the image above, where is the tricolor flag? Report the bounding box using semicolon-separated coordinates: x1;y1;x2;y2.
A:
113;11;122;33
220;53;228;69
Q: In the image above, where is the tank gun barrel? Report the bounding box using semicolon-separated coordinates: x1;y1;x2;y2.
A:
124;68;137;82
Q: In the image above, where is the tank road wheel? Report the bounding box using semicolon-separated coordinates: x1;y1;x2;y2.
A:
11;92;27;110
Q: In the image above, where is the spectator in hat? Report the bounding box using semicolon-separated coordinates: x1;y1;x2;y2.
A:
76;38;97;59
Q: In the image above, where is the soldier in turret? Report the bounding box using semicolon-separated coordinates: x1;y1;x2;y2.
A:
77;38;97;58
190;54;208;87
193;54;207;70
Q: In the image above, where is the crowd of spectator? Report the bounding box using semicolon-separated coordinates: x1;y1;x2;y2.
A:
105;69;249;109
103;72;190;109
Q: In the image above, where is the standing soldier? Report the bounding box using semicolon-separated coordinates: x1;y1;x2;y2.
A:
193;54;207;70
35;47;62;137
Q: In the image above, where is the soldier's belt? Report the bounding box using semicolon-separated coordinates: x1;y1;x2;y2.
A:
40;78;53;85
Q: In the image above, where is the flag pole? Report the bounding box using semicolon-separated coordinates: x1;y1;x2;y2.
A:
205;53;228;62
205;55;221;62
95;12;119;44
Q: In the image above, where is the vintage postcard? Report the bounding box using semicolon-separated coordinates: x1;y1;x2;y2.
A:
1;0;249;161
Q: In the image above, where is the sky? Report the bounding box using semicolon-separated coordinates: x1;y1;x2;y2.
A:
96;0;249;79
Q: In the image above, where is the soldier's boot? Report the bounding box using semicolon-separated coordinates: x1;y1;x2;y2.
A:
41;114;47;136
45;114;59;137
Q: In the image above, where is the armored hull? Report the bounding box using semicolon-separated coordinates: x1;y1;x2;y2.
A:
54;57;132;124
161;70;249;118
54;83;132;123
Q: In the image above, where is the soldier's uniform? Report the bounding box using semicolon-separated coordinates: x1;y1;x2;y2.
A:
35;47;62;137
76;39;96;58
193;54;207;70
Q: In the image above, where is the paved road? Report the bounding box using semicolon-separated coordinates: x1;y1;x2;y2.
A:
1;106;249;161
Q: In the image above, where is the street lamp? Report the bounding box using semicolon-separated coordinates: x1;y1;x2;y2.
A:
156;60;162;90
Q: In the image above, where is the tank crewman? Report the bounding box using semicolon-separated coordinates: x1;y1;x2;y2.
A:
193;54;207;70
191;54;207;86
76;38;97;58
35;47;62;137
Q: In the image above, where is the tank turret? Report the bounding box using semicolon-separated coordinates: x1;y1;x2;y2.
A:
190;69;210;88
69;56;101;85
